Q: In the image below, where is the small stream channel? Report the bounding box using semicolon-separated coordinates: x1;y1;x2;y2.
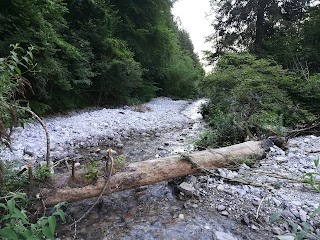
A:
57;99;268;240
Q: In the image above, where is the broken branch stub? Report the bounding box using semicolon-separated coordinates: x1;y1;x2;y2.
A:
41;141;267;206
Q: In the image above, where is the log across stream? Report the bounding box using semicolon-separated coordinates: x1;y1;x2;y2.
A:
40;141;267;207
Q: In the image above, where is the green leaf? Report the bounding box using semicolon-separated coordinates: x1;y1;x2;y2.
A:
48;216;56;234
54;208;66;223
37;217;48;227
0;203;8;211
11;208;28;223
270;212;282;223
0;227;18;240
14;225;31;237
314;158;319;167
311;207;320;217
301;222;310;231
7;199;15;214
42;226;54;240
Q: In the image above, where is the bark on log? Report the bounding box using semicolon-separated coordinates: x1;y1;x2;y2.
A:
41;141;267;206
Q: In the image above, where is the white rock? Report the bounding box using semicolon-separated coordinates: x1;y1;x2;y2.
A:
214;231;238;240
299;209;307;222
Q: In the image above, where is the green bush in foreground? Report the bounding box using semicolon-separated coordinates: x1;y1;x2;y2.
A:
0;192;65;240
199;52;317;147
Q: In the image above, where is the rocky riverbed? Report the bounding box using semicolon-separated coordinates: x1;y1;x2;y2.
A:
1;98;320;239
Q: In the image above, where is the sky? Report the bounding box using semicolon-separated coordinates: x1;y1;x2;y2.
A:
172;0;214;72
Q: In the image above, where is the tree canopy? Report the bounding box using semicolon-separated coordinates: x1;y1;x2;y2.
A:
0;0;204;113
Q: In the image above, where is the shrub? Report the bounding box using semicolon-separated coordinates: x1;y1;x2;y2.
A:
199;52;317;147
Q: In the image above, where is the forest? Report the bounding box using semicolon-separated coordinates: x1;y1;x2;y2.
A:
0;0;204;115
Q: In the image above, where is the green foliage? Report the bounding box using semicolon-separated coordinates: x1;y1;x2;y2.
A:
34;164;53;182
208;0;312;58
115;155;126;165
302;158;320;192
0;44;35;142
85;161;100;181
199;52;316;147
0;162;29;193
270;208;320;240
0;0;203;113
0;192;66;240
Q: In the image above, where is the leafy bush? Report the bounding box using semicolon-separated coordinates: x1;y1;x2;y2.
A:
85;161;100;181
0;162;29;193
0;44;35;143
199;52;317;147
0;192;65;240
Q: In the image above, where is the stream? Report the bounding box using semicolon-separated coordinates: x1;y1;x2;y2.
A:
56;99;270;240
2;98;319;239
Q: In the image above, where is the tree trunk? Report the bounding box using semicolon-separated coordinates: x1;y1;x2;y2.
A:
0;161;3;182
40;141;267;207
254;0;267;53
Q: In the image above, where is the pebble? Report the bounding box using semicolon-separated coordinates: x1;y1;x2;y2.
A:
299;209;307;222
220;211;229;216
273;197;282;207
178;182;196;196
282;210;296;219
216;205;226;211
214;231;238;240
1;98;193;162
272;227;283;235
178;214;185;220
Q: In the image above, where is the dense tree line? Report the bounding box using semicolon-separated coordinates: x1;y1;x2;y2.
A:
0;0;204;113
200;0;320;147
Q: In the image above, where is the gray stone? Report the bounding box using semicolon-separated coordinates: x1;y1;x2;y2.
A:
282;210;296;219
242;215;250;226
252;197;261;206
237;189;247;197
178;182;195;196
251;224;259;230
287;152;295;158
289;209;300;218
23;145;35;157
214;231;238;240
299;209;307;222
272;227;283;235
216;205;226;211
221;211;229;216
273;197;282;207
292;201;303;207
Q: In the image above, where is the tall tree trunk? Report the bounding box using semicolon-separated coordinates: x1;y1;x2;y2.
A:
254;0;267;53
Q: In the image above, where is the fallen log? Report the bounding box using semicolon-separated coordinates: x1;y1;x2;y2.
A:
40;140;267;207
